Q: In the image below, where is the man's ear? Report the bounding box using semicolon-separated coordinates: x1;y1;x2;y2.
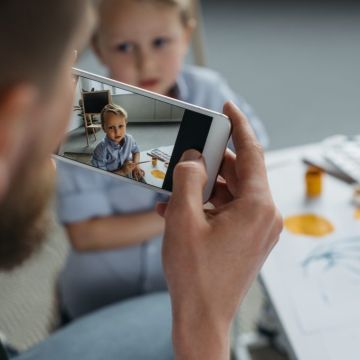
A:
0;85;37;201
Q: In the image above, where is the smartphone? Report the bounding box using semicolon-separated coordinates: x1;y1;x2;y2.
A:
55;68;231;202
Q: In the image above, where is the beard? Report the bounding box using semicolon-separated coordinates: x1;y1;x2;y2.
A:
0;158;55;271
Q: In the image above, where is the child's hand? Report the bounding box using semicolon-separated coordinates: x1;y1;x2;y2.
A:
133;166;145;181
118;161;136;176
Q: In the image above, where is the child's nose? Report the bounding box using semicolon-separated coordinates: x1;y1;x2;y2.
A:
137;50;155;74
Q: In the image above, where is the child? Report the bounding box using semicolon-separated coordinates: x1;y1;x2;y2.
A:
56;0;267;319
93;0;268;146
92;103;145;181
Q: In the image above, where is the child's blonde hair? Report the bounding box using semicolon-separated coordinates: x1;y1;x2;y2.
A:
101;103;128;130
143;0;194;26
99;0;195;27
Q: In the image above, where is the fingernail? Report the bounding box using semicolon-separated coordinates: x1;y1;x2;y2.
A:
228;101;239;110
180;149;202;162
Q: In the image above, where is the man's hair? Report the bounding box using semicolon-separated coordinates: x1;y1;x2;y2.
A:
0;0;86;92
101;103;128;129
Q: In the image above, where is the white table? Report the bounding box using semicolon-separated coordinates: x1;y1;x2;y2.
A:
260;143;360;360
139;146;173;189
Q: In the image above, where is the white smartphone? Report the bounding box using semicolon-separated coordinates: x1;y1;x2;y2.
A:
55;68;231;202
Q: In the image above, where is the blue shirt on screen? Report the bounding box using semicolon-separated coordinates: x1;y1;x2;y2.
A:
91;134;140;172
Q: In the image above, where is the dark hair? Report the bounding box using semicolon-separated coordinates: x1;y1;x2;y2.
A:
101;103;128;129
0;0;87;92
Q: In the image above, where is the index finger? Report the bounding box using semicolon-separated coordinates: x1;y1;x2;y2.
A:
223;102;269;196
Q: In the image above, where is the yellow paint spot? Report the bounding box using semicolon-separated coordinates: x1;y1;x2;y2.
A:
284;214;334;237
354;209;360;220
151;169;166;180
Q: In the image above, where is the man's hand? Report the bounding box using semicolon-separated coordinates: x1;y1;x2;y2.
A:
158;102;283;360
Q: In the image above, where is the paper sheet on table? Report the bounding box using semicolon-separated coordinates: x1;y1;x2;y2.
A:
140;145;174;188
267;160;360;334
321;327;360;360
290;241;360;333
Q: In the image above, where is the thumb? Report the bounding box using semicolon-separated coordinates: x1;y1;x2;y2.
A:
167;149;208;219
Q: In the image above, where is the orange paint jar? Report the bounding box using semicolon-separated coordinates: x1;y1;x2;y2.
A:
305;166;323;197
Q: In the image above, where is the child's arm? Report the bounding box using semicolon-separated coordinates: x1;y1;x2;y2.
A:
115;161;135;176
132;151;140;164
91;143;109;171
65;211;164;252
115;150;140;176
131;152;145;180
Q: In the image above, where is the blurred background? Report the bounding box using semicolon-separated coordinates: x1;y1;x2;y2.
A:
78;0;360;150
1;1;359;359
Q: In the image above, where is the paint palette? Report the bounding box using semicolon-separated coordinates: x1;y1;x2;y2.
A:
147;148;171;162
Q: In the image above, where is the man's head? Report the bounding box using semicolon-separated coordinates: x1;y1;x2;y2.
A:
101;103;128;144
0;0;95;270
93;0;195;96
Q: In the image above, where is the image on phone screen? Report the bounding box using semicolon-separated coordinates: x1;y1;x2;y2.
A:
57;74;214;192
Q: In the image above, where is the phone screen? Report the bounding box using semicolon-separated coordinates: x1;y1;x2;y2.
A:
58;74;213;192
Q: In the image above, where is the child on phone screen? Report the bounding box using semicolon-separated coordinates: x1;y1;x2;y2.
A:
57;0;268;320
92;103;145;181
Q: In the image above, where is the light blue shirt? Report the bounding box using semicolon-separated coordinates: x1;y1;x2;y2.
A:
175;65;269;147
91;134;140;172
56;160;165;318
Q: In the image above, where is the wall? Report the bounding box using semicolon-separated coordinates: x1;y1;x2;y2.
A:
76;2;360;149
67;78;83;132
112;94;184;122
68;77;184;131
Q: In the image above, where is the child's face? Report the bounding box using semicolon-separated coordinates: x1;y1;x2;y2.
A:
104;113;127;144
94;0;193;96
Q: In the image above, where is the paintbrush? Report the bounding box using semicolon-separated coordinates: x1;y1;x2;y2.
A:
135;160;151;165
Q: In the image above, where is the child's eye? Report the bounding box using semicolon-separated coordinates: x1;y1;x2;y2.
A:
152;37;170;49
116;42;135;53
